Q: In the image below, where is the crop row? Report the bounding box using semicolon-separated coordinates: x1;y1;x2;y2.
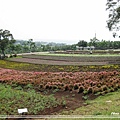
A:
0;68;120;95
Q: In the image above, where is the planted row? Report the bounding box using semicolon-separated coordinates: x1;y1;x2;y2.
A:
0;68;120;95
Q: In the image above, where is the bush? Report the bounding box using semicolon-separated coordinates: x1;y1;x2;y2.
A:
13;54;17;57
78;86;84;93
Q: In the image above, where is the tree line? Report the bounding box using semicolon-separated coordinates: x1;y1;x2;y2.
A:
1;1;120;57
77;39;120;50
0;29;120;59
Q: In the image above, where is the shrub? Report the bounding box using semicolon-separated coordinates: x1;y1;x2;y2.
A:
102;85;108;91
68;84;73;91
13;54;17;57
87;87;93;94
73;83;79;90
104;90;109;94
93;87;99;94
64;85;69;91
78;86;84;93
39;84;43;89
10;55;13;58
114;85;118;91
110;88;115;92
52;85;58;89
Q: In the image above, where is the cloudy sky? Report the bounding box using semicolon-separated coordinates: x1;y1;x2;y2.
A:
0;0;118;44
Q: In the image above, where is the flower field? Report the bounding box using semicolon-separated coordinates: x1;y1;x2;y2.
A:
0;68;120;95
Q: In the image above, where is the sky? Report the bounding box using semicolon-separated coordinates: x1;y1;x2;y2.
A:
0;0;119;44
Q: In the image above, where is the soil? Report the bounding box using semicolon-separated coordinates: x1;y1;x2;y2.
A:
10;54;120;65
11;57;108;65
36;90;99;115
6;90;99;120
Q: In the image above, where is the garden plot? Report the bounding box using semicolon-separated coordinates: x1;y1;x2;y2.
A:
10;54;120;65
0;68;119;96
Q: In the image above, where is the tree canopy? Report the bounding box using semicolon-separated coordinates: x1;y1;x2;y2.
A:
77;40;87;47
0;29;15;58
106;0;120;37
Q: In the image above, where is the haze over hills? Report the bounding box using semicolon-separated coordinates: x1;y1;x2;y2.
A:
15;40;67;46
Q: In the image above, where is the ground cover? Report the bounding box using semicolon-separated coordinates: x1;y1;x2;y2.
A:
50;90;120;120
2;59;120;72
0;83;64;115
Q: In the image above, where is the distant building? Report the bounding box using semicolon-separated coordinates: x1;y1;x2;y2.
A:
76;46;95;50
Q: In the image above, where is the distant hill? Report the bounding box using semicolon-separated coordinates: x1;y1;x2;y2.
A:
15;40;66;46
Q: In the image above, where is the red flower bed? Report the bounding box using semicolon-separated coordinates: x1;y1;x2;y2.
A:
0;68;120;94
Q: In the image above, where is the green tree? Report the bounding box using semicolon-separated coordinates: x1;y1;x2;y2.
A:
106;0;120;37
77;40;87;47
14;44;23;53
0;29;15;58
89;37;99;47
27;39;36;52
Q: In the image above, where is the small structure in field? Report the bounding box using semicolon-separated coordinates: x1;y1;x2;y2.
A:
76;46;95;50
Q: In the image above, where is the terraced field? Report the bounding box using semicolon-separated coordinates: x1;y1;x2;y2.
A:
10;54;120;65
0;53;120;119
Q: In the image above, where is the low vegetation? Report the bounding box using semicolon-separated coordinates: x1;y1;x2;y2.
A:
0;83;63;115
0;60;120;72
0;67;120;99
0;54;119;119
60;89;120;116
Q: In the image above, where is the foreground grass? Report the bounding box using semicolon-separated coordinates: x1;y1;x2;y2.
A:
47;90;120;120
0;83;62;115
54;89;120;119
61;89;120;115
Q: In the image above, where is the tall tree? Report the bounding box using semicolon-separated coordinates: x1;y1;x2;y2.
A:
106;0;120;37
0;29;15;58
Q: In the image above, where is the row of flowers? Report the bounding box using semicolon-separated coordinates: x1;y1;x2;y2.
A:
0;68;120;95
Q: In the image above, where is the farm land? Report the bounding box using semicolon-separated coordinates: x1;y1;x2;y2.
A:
0;53;120;119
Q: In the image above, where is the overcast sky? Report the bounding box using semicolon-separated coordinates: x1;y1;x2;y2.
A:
0;0;118;44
